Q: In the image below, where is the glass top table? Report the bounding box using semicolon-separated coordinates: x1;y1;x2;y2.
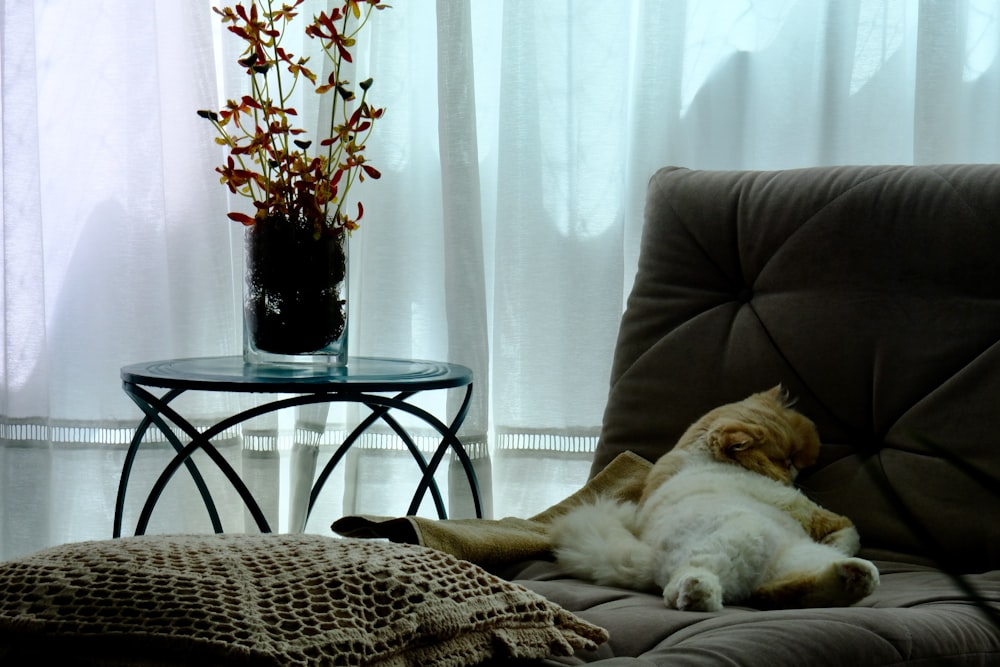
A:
114;356;480;537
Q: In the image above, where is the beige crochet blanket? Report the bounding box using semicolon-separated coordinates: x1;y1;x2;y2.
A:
0;534;607;666
332;451;652;569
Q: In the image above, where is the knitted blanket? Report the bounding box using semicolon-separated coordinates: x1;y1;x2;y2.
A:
0;534;608;666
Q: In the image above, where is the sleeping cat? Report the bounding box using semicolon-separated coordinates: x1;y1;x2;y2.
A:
551;386;879;611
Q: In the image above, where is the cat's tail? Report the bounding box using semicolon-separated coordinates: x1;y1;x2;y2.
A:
549;497;656;591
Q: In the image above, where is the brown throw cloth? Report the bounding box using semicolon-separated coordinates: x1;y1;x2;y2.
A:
332;451;651;569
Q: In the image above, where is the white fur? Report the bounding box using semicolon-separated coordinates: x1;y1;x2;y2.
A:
550;498;656;591
552;460;879;611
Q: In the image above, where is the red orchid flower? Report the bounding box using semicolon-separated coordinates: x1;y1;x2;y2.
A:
200;0;387;233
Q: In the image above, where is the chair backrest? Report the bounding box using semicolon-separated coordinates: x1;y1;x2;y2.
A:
592;164;1000;572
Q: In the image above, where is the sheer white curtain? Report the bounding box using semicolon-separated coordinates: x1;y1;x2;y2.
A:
2;0;999;560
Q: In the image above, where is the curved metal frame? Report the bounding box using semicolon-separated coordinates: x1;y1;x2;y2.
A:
114;370;479;537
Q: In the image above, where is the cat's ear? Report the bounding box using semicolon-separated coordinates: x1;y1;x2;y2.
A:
726;436;754;452
765;384;796;407
707;422;758;460
720;430;755;453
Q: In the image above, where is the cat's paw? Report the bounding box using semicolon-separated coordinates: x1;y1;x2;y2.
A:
834;557;879;601
821;526;861;556
664;569;723;612
749;557;879;609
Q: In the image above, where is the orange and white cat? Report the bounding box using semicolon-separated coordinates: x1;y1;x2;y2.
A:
551;387;879;611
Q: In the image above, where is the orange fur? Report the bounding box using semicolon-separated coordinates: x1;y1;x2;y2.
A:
640;386;821;502
749;558;878;609
808;508;856;543
639;386;858;546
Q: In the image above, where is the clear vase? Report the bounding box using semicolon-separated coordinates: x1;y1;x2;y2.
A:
243;216;348;366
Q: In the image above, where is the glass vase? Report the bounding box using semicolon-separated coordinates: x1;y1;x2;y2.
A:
243;216;348;366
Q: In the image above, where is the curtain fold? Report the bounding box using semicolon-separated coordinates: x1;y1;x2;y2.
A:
435;0;492;519
2;0;999;560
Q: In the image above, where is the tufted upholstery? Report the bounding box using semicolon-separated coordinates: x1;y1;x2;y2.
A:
592;164;1000;573
498;165;1000;665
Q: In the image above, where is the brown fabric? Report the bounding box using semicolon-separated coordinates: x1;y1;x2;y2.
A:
0;534;608;666
592;164;1000;573
333;451;651;570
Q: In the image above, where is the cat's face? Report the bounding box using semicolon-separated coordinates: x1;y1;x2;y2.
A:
678;386;821;485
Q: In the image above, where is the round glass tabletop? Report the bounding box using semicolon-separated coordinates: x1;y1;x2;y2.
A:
120;356;473;393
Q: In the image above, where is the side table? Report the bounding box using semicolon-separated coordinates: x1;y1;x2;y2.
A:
114;356;481;537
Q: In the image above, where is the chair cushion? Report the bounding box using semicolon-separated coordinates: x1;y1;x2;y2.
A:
503;558;1000;665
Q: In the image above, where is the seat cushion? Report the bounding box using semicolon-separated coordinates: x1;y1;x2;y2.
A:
503;558;1000;666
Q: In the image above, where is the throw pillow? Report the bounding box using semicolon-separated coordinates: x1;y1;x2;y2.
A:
0;534;607;666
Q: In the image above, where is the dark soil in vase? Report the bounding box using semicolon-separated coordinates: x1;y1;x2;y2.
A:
245;216;347;355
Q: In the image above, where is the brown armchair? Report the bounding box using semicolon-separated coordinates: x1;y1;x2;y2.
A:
506;164;1000;665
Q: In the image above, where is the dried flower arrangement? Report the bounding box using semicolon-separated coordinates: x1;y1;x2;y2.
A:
197;0;388;361
198;0;387;237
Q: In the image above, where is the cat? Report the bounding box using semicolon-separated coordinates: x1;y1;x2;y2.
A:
550;386;879;611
